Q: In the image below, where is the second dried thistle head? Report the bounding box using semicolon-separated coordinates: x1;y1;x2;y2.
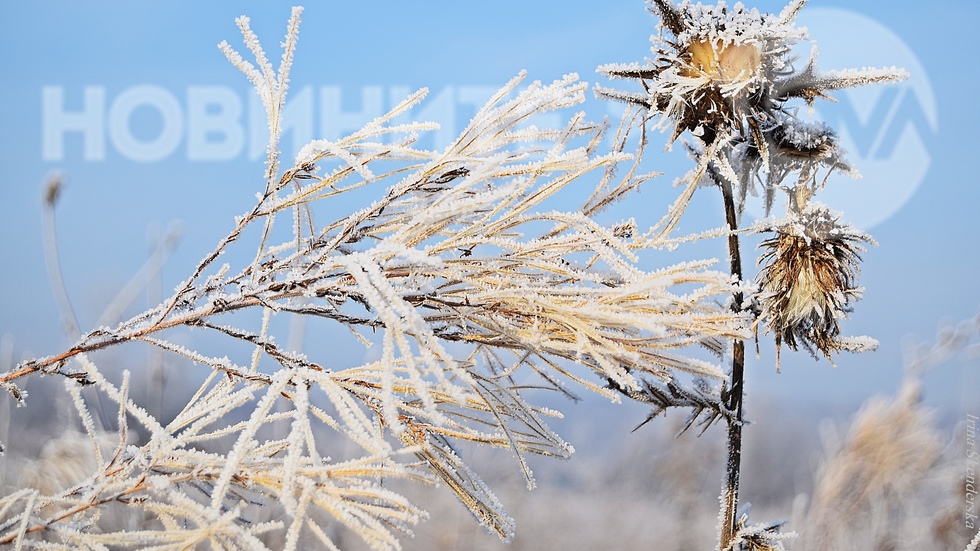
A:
755;204;878;367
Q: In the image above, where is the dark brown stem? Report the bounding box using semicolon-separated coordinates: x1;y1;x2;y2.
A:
718;174;746;551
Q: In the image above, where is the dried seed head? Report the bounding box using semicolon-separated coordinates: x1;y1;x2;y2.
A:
596;1;806;145
596;0;907;157
43;171;65;207
755;205;877;366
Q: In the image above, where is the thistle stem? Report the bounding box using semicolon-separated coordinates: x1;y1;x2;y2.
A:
719;174;746;551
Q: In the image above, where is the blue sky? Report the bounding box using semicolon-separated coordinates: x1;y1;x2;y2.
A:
1;1;977;425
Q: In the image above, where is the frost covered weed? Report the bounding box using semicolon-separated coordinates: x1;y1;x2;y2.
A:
596;0;906;548
0;6;744;550
0;1;943;550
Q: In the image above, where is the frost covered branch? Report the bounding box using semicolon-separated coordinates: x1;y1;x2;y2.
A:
0;7;746;550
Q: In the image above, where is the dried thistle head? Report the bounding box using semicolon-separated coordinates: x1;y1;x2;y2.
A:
755;205;877;366
675;37;766;135
596;0;907;152
598;0;806;146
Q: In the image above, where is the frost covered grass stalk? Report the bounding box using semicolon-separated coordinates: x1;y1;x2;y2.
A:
596;0;905;548
0;7;750;550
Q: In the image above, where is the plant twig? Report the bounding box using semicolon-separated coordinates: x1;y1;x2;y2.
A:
719;171;746;551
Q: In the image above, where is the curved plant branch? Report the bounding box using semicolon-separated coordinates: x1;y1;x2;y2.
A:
0;8;745;550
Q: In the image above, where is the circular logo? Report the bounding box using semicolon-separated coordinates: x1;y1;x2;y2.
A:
745;8;937;230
